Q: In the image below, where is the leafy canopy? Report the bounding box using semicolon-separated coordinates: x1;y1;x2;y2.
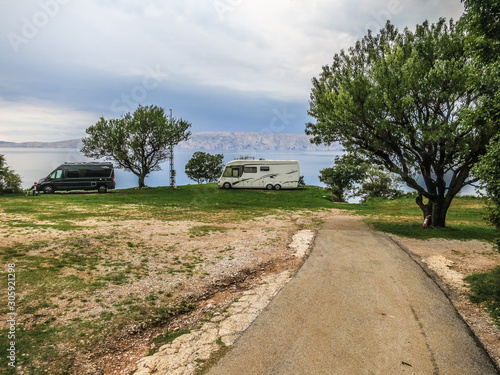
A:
306;19;498;227
319;153;366;202
185;152;224;184
463;0;500;243
320;153;402;203
81;105;191;188
0;154;22;194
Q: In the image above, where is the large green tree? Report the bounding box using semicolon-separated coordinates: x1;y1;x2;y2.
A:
306;19;498;227
462;0;500;241
82;105;191;188
185;152;224;184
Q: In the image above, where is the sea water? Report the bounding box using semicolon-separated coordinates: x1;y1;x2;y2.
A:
1;147;477;196
0;148;340;190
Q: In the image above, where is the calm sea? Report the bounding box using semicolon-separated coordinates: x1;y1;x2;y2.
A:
0;148;341;189
1;147;478;197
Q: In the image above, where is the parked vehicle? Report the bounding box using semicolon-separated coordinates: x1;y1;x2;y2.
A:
218;160;300;190
38;162;115;194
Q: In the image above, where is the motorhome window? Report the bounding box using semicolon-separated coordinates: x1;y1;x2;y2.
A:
222;167;232;177
243;167;257;173
51;170;63;179
260;166;270;172
67;170;79;178
231;168;240;177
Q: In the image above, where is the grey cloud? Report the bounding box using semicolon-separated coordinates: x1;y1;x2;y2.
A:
0;0;464;142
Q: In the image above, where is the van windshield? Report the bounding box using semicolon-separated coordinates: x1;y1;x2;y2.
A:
50;170;63;179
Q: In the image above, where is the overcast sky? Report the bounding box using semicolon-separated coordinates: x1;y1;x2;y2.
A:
0;0;464;142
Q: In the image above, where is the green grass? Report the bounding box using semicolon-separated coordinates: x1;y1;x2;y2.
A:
330;194;498;242
147;329;191;356
0;184;333;224
3;186;492;241
465;267;500;328
189;225;228;237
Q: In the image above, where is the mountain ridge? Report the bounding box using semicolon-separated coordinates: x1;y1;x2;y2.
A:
0;132;341;151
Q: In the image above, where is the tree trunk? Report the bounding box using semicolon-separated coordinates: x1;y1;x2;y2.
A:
415;195;450;228
138;174;146;188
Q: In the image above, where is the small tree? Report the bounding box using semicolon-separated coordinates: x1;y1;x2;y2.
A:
185;152;224;184
357;165;403;202
320;153;402;202
0;155;22;194
319;153;366;202
81;105;191;188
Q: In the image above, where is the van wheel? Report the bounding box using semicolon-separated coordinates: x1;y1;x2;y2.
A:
97;185;108;194
266;184;274;190
223;182;231;189
274;184;282;190
43;185;54;194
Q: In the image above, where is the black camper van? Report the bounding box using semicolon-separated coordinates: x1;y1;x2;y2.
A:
38;162;115;194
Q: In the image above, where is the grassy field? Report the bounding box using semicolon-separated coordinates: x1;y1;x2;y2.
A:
338;194;498;242
0;185;498;373
1;185;496;239
1;184;333;224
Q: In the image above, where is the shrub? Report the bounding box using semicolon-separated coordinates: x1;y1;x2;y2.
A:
0;154;22;194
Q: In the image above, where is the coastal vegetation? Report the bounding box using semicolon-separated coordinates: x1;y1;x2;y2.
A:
306;17;500;228
81;105;191;188
463;0;500;247
185;152;225;184
0;154;22;194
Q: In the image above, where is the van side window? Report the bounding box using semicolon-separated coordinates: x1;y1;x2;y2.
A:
260;166;270;172
231;168;240;177
243;167;257;173
51;170;63;179
67;170;79;178
85;169;111;178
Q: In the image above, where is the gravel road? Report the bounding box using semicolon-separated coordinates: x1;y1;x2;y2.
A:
207;216;499;374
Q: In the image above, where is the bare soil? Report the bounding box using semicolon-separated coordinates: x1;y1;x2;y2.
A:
0;209;331;374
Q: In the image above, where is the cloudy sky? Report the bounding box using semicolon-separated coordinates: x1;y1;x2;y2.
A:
0;0;464;142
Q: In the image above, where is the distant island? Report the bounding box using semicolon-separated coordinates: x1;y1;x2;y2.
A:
0;139;81;148
0;132;341;151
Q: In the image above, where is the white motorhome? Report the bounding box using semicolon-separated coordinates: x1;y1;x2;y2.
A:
218;160;300;190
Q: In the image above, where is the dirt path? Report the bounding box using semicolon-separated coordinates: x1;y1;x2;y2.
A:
206;215;499;374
